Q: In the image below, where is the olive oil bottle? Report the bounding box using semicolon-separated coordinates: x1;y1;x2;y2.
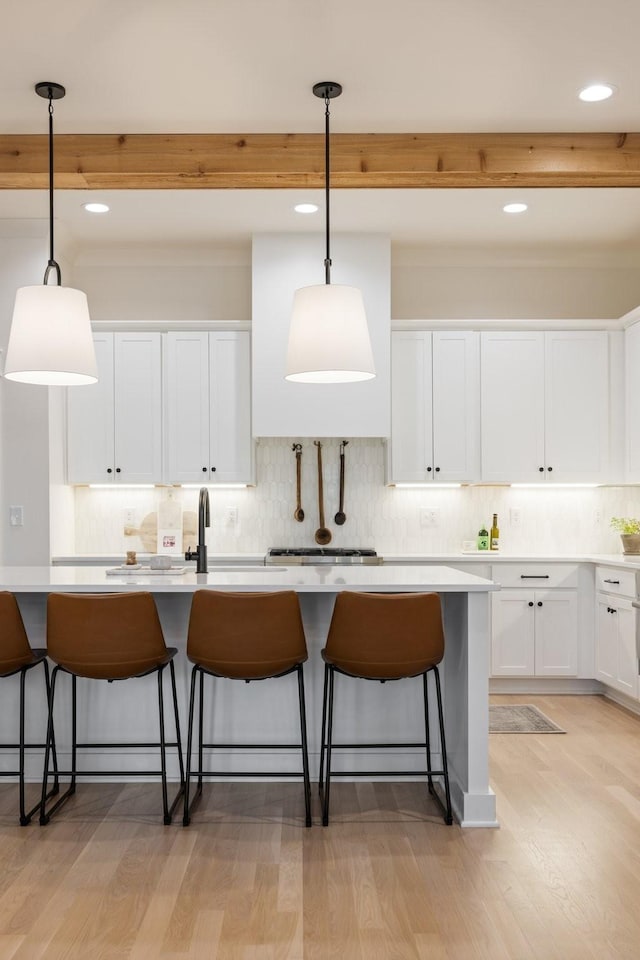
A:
490;513;500;551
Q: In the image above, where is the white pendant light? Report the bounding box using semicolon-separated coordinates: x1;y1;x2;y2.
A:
4;82;97;386
285;82;375;384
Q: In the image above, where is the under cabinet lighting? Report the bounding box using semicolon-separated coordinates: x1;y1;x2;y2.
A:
83;202;110;214
393;483;462;489
511;483;599;489
503;202;528;214
87;484;155;489
294;203;319;214
182;484;250;490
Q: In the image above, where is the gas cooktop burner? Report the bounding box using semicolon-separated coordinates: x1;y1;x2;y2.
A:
266;548;381;565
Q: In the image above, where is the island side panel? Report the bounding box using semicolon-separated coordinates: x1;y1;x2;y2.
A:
443;591;497;827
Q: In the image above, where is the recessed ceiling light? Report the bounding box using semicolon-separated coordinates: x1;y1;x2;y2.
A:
503;202;528;214
83;202;110;214
294;203;319;214
578;83;615;102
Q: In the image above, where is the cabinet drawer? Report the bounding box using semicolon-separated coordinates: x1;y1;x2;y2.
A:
595;566;638;599
491;563;578;589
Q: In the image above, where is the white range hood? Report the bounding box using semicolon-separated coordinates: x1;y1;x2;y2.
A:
251;233;390;437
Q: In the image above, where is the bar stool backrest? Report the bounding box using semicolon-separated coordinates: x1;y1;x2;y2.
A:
324;591;444;679
47;592;168;679
187;590;308;679
0;591;34;675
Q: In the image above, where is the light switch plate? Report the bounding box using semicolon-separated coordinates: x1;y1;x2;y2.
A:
9;505;24;527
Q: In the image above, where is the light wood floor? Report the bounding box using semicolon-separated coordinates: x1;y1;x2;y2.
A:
0;694;639;959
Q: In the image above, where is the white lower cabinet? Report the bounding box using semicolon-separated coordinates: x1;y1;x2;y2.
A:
595;566;639;699
491;564;578;677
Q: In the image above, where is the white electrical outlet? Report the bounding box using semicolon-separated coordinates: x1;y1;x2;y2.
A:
9;505;23;527
593;509;603;526
510;508;522;527
225;506;238;526
420;507;440;527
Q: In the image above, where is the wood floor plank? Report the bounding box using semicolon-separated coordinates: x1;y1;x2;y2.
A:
0;695;639;958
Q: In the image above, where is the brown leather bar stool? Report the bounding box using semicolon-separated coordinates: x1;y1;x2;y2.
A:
183;590;311;827
40;592;184;825
319;591;453;826
0;592;59;824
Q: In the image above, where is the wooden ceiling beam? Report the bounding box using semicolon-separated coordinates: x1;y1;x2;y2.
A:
1;132;640;189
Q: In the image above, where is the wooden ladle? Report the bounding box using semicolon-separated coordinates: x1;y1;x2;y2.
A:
292;443;304;522
314;441;332;545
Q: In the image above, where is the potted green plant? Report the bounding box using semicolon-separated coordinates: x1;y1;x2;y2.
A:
610;517;640;555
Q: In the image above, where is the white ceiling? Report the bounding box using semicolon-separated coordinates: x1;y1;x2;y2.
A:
2;0;640;251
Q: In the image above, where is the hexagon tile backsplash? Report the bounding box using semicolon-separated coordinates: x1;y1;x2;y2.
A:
73;438;640;556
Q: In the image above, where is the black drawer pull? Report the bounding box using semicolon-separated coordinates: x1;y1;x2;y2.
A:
603;579;620;585
520;575;550;579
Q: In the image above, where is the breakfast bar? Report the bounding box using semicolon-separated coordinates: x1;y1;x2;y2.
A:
0;563;498;827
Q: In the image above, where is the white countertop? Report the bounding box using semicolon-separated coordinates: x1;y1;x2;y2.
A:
0;564;497;594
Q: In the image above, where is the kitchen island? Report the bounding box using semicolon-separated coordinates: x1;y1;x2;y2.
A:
0;564;498;827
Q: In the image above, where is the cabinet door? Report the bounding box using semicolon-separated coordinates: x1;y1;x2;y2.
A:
491;591;535;676
534;590;578;676
113;333;162;483
389;331;432;482
544;331;609;483
613;598;638;698
432;331;480;482
67;333;115;483
596;594;618;686
165;332;210;484
209;331;253;483
481;332;545;482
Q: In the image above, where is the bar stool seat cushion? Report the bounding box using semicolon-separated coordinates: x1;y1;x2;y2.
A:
0;591;46;676
187;590;308;680
321;591;444;679
47;592;174;680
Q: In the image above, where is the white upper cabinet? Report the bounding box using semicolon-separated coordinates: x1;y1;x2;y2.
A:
388;330;480;483
481;331;610;483
67;332;162;484
164;331;253;484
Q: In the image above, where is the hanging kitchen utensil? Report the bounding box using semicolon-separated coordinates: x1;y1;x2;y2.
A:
314;441;332;545
334;440;348;525
293;443;304;522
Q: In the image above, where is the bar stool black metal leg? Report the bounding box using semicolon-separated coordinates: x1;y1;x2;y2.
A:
198;669;204;793
70;675;77;794
41;666;75;824
169;660;185;790
296;664;312;827
18;668;28;825
423;671;435;797
433;666;453;825
157;665;171;824
43;660;60;795
183;665;200;826
321;665;335;827
318;662;329;794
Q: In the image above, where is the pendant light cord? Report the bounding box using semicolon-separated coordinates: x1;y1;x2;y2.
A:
43;91;61;286
323;92;331;285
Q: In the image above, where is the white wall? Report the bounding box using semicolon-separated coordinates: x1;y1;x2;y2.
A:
0;226;52;565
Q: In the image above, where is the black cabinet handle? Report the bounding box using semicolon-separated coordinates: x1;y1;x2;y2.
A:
537;601;543;607
202;467;207;473
210;466;216;472
427;466;432;472
539;466;544;472
547;466;552;472
115;468;121;474
107;468;112;474
520;575;550;579
435;466;440;472
610;607;617;614
528;601;534;607
603;579;620;585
